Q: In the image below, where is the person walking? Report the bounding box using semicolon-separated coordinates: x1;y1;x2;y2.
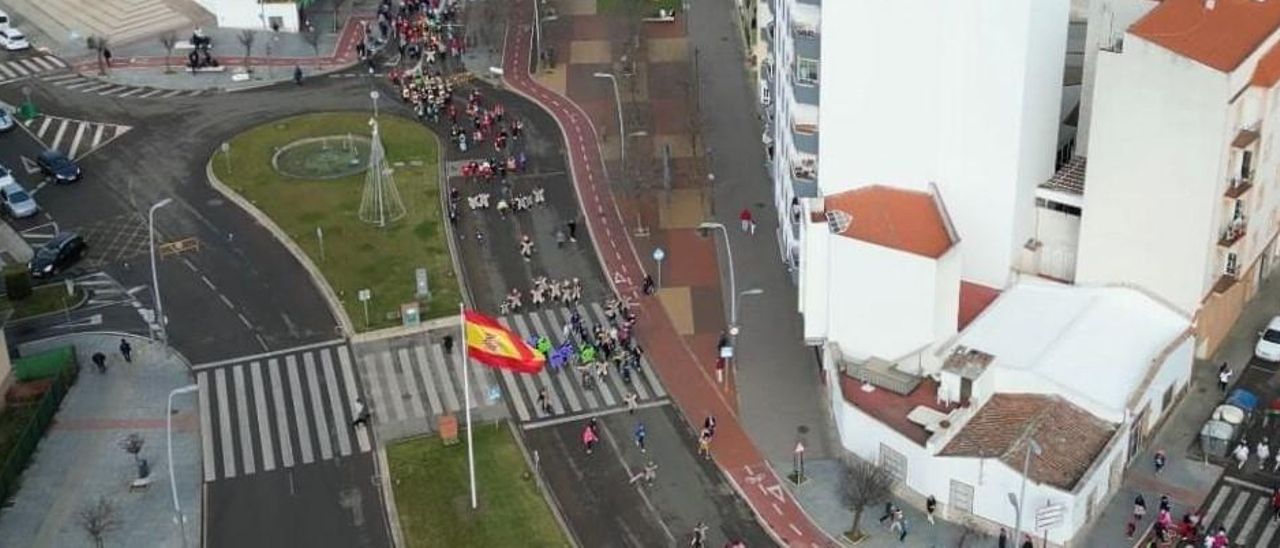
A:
351;398;371;428
1154;449;1167;473
537;389;552;415
92;352;107;373
294;65;303;85
566;218;578;242
698;428;712;459
739;208;754;234
925;495;937;525
634;422;647;453
119;339;133;363
1271;487;1280;520
1233;440;1251;469
897;516;909;542
1261;439;1273;470
691;521;708;547
1219;362;1232;392
642;274;655;295
624;391;638;414
998;528;1008;548
879;502;895;524
703;415;717;438
582;422;598;454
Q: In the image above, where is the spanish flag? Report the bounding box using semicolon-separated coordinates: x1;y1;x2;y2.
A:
463;310;545;374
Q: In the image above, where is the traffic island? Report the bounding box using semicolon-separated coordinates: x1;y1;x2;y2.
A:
210;112;459;332
386;423;569;547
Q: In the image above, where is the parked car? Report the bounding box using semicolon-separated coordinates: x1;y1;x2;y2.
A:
0;180;36;219
29;232;85;278
36;150;81;182
0;107;13;132
1256;315;1280;361
0;28;29;51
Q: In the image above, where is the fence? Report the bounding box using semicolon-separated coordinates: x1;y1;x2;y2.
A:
0;360;79;507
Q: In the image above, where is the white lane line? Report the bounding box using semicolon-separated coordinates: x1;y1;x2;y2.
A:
97;85;127;96
379;350;408;421
67;122;87;159
521;399;671;430
49;119;70;152
45;56;67;68
398;348;426;418
197;371;217;481
248;361;276;472
63;80;98;90
336;346;371;453
214;367;236;479
232;364;256;475
161;89;184;98
320;348;353;457
36;116;51;138
285;355;315;464
116;87;146;98
91;123;105;148
359;352;388;425
1238;500;1267;542
139;88;166;98
429;344;461;412
267;358;295;468
303;352;334;460
414;345;443;416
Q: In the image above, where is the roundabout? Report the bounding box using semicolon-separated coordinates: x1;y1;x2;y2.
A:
272;135;373;180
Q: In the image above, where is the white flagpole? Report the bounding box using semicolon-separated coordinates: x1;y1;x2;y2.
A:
461;303;477;509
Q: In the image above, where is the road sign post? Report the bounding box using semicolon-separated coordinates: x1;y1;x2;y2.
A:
1035;503;1065;547
63;278;74;322
316;226;325;262
791;441;806;484
358;288;371;328
652;247;665;289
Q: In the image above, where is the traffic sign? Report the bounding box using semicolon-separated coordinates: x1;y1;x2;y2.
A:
1035;504;1065;529
358;289;372;302
652;247;665;262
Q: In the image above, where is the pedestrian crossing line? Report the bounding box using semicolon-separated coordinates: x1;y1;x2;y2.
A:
68;123;87;159
320;349;353;457
336;346;372;453
1261;513;1280;546
430;344;463;413
117;87;145;98
502;315;555;418
36;116;50;137
303;352;335;460
360;351;389;420
537;312;584;412
6;62;26;76
0;64;15;79
1240;501;1267;541
97;84;128;96
468;348;496;407
1205;484;1231;524
523;399;672;430
49;119;69;151
162;89;184;98
397;348;427;419
42;72;80;83
198;371;217;482
232;364;256;475
18;59;41;72
214;367;236;479
284;355;316;465
524;313;570;414
267;358;296;468
511;315;565;415
79;82;114;94
413;345;444;416
500;367;532;422
248;361;276;472
139;89;166;98
379;351;409;421
63;79;98;90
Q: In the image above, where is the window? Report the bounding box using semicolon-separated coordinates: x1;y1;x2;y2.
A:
948;480;974;518
1161;383;1175;414
1035;198;1081;217
1227;252;1240;276
879;444;907;483
796;58;819;85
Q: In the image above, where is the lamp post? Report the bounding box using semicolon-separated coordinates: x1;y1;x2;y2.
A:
1012;438;1043;544
149;198;173;342
733;288;765;334
167;384;199;548
592;72;625;184
698;222;736;331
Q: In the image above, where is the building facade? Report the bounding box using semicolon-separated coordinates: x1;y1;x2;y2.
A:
192;0;301;32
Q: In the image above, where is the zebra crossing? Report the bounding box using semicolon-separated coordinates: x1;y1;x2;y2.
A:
194;340;372;483
40;72;207;99
0;55;67;84
496;303;669;429
22;115;131;160
1197;477;1280;547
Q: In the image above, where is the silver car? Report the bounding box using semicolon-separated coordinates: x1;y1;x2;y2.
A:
0;173;37;218
0;107;13;132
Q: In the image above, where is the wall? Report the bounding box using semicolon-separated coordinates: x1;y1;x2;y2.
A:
0;336;10;412
800;209;830;340
1034;198;1081;282
1076;0;1158;156
1076;37;1227;314
827;238;940;362
203;0;300;32
1133;335;1194;435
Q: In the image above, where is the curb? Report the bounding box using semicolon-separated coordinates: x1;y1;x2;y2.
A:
204;156;355;337
3;285;90;324
348;314;460;344
434;129;475;309
375;445;405;548
504;419;582;548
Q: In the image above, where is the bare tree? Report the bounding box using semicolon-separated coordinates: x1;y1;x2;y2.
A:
840;458;896;540
237;29;256;73
159;32;177;74
85;35;108;75
302;25;322;60
119;433;144;465
955;518;990;548
78;497;121;548
331;0;349;33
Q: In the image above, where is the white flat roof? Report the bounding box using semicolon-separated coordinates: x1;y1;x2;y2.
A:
954;281;1189;415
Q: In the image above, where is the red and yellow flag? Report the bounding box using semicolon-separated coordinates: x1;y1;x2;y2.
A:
463;310;545;374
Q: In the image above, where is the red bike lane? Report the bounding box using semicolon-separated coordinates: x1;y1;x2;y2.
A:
499;1;834;545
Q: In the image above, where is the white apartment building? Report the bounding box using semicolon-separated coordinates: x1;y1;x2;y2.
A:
1076;0;1280;358
765;0;1068;290
193;0;301;31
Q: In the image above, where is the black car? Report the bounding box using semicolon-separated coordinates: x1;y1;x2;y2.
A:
29;232;86;278
36;150;81;182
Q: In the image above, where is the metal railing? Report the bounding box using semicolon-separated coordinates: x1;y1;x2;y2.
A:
0;361;79;508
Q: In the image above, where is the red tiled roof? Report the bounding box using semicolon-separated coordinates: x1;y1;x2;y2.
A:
959;281;1001;331
823;185;954;259
840;375;951;446
1254;40;1280;87
939;394;1118;490
1131;0;1280;72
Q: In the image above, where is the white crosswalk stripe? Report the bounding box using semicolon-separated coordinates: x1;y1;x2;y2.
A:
1199;479;1280;547
23;115;132;160
194;342;371;483
39;71;209;99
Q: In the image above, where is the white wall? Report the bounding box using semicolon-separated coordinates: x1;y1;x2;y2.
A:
1133;336;1194;432
815;0;1067;289
800;209;830;341
1034;200;1081;281
827;238;941;362
1076;38;1228;314
1077;0;1158;156
202;0;300;32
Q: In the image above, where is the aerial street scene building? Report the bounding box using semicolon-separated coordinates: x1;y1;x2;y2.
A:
0;0;1276;547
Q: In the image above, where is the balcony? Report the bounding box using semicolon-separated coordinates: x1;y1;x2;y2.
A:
791;157;817;182
1213;272;1240;294
1219;216;1247;247
1224;176;1253;199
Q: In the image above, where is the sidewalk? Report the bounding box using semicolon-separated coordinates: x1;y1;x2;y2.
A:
0;333;201;548
501;0;833;545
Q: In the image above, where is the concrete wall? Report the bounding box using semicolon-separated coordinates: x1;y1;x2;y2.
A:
1077;0;1158;157
827;238;945;362
198;0;300;32
1076;37;1227;314
1034;202;1081;282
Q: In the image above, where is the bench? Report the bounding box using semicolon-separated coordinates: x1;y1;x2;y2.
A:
129;475;153;492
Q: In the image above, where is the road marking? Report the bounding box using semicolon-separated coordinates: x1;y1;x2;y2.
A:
429;344;461;412
320;348;352;457
267;358;295;468
521;399;671;430
1239;499;1267;541
248;361;276;472
285;355;315;464
18;59;41;72
91;123;105;148
8;61;29;75
97;85;128;96
238;313;253;329
499;366;531;421
67;122;87;158
36;116;51;138
379;351;408;421
504;316;545;416
415;345;443;416
197;371;217;481
303;352;334;460
214;367;236;478
1260;512;1280;546
193;339;345;370
398;348;426;418
0;63;15;78
115;87;145;98
232;364;256;475
219;293;235;309
1221;491;1251;531
337;346;371;452
162;89;184;98
139;89;166;98
42;72;79;83
63;80;98;90
50;119;70;151
524;313;567;413
78;83;114;94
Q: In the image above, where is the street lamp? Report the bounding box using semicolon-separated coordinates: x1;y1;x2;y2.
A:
167;384;199;548
1012;438;1043;544
733;288;765;334
698;222;737;329
149;198;173;342
592;72;625;183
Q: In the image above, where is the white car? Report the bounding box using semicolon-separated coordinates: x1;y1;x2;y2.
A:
0;29;29;51
1256;316;1280;361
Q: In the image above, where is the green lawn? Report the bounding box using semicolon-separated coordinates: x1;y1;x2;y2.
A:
211;112;459;331
387;425;569;548
0;285;83;320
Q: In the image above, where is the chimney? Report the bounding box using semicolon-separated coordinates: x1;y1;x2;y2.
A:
1205;0;1215;9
